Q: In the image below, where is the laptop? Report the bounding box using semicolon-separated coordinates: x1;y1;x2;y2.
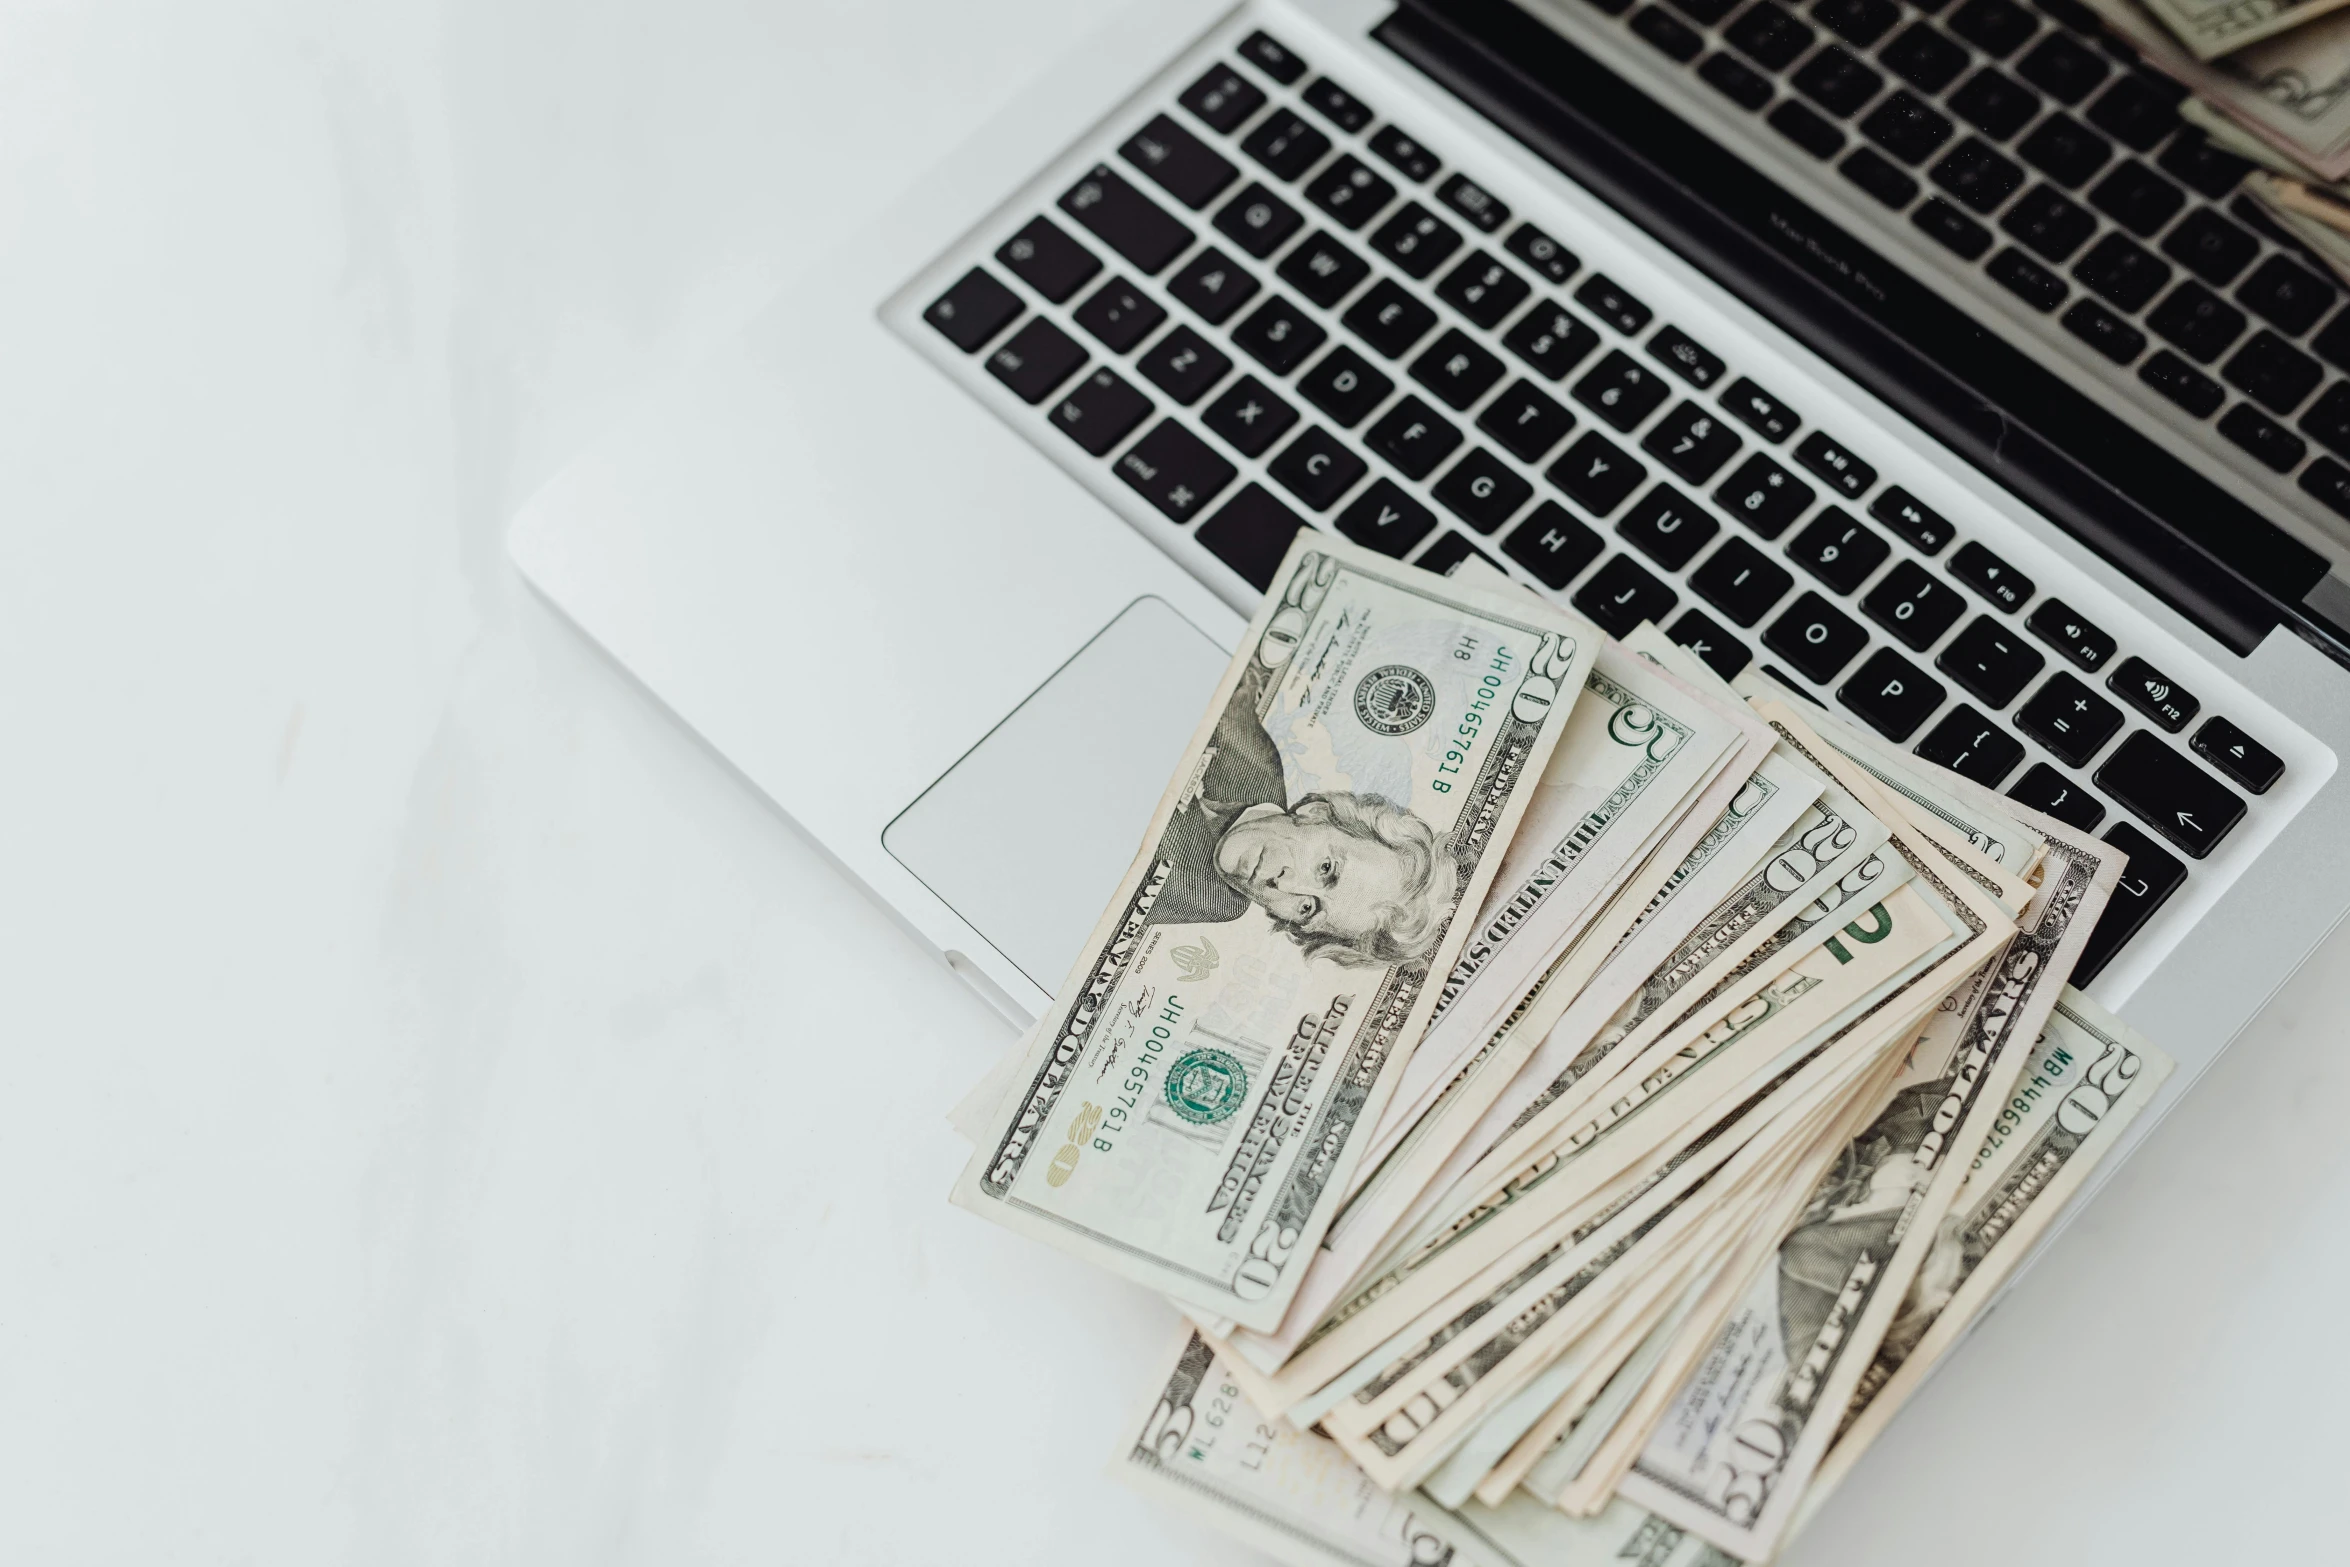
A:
508;0;2350;1286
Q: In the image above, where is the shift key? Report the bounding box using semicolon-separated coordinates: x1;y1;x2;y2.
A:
2094;731;2245;859
1059;164;1194;274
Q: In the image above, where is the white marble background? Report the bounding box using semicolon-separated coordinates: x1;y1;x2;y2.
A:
5;1;2348;1561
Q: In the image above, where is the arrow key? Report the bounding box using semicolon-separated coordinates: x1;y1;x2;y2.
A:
2191;716;2284;794
2094;730;2245;858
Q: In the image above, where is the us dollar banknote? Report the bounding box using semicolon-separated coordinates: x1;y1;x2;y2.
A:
954;535;1596;1331
2083;0;2350;177
2140;0;2350;60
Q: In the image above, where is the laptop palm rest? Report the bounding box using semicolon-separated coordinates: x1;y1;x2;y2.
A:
884;596;1229;990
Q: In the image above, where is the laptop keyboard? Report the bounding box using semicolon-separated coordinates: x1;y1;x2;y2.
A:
901;17;2297;986
1557;0;2350;536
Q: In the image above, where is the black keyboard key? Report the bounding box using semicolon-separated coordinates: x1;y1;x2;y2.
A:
1914;704;2026;784
1353;278;1438;361
2107;654;2197;730
1413;328;1508;410
924;267;1022;351
1931;137;2026;212
2219;401;2307;472
1788;507;1891;591
1369;202;1463;278
1617;483;1721;569
1505;501;1606;587
1415;532;1498;577
1114;419;1235;520
1059;165;1193;274
1073;277;1167;352
2302;380;2350;459
2162;210;2259;289
1166;247;1260;324
2009;763;2105;829
2025;597;2116;672
1574;350;1672;431
1367;395;1464;478
1369;125;1442;182
1434;449;1536;533
1576;554;1681;636
2193;716;2283;793
2076;821;2184;981
1771;99;1848;159
1634;4;1708;60
1791;431;1874;498
1050;367;1152;456
1297;344;1394;426
1817;0;1900;45
1795;46;1886;117
1883;23;1969;93
1241;110;1332;181
1988;246;2067;311
2071;232;2170;311
1437;173;1510;233
1202;374;1300;457
2097;731;2244;857
1715;452;1815;537
2088;161;2185;236
1303;155;1398;231
1504;303;1603;380
1178;64;1266;135
2016;31;2109;104
1669;609;1754;679
2240;256;2337;336
1137;324;1233;404
1642;401;1743;482
2223;331;2324;414
2017;113;2112;188
1950;69;2041;140
1577;274;1654;336
1674;0;1742;23
2062;298;2148;363
1197;483;1305;590
1863;91;1956;164
1550;429;1648;514
2306;455;2350;519
1727;2;1817;69
1479;380;1577;462
1914;197;1993;258
1948;540;2033;610
2016;671;2124;765
1345;279;1440;358
1937;614;2044;704
1649;328;1728;390
1721;378;1800;442
1764;592;1871;681
2087;73;2186;153
1949;0;2038;55
2001;184;2097;262
1863;558;1968;648
1268;426;1368;510
1840;647;1947;740
1437;254;1533;328
1212;182;1303;259
1122;114;1240;210
1231;295;1327;374
1692;535;1796;625
996;215;1102;303
1240;30;1308;85
986;316;1088;402
2153;133;2248;210
1701;50;1776;111
1302;76;1373;133
1277;230;1372;307
1870;487;1953;553
1506;222;1580;283
2140;350;2226;417
1336;477;1440;556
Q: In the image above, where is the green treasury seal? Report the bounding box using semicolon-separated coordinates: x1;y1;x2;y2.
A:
1164;1048;1249;1126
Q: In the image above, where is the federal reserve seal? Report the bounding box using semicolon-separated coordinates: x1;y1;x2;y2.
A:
1163;1048;1249;1126
1353;664;1438;736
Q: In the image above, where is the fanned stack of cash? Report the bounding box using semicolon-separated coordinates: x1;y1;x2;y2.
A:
2080;0;2350;280
949;535;2174;1565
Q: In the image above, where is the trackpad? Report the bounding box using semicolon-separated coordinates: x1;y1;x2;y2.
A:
883;596;1229;989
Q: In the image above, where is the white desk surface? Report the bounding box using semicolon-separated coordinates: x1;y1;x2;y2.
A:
7;1;2345;1561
